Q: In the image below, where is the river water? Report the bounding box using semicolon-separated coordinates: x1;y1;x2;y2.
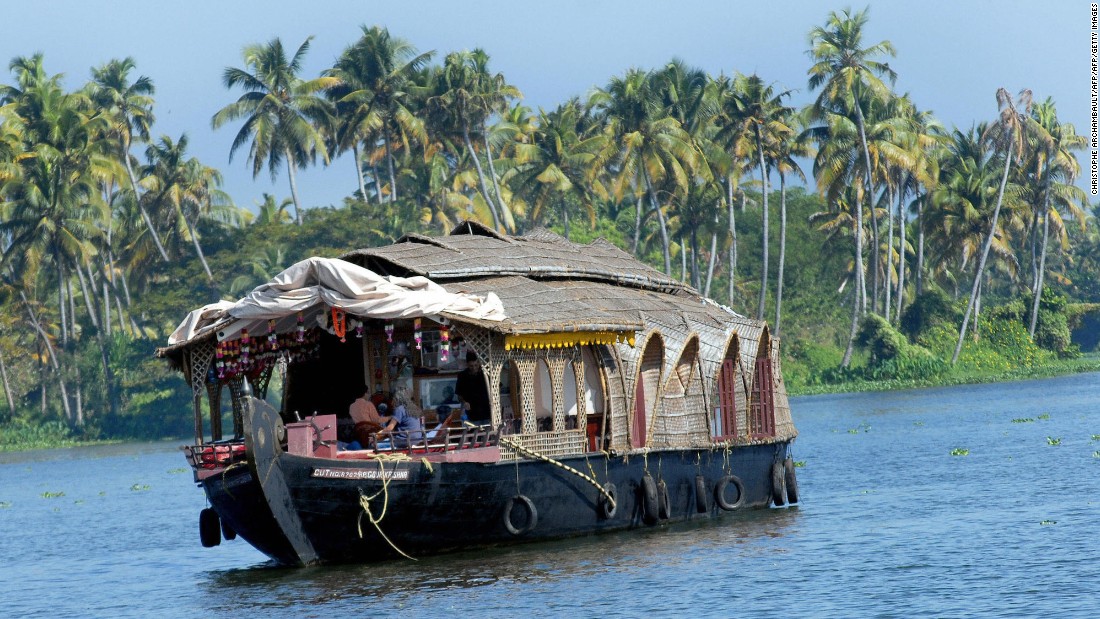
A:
2;373;1098;618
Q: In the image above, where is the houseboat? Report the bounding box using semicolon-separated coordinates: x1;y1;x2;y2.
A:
158;221;799;566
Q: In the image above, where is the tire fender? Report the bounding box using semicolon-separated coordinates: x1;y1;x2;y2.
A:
771;461;786;507
502;494;538;535
694;475;708;513
598;482;618;520
640;473;659;525
784;457;800;505
714;475;745;511
199;508;221;548
657;479;671;520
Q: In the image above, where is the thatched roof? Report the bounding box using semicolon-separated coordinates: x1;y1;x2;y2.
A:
340;222;691;295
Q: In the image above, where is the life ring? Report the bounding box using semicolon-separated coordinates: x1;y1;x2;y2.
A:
771;461;786;507
640;473;659;525
502;494;538;535
598;482;618;520
694;475;708;513
199;508;221;548
714;475;745;511
784;457;800;504
657;479;671;520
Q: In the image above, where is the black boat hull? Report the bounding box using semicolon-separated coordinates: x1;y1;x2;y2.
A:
202;440;792;566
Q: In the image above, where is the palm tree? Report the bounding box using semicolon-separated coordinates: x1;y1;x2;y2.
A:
773;110;810;334
952;89;1035;364
591;68;697;274
505;100;608;239
253;193;294;225
87;57;170;262
1026;99;1088;337
808;7;896;366
425;49;520;230
326;26;433;203
730;73;793;320
212;37;336;225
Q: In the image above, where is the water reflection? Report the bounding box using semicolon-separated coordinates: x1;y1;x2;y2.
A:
203;507;803;611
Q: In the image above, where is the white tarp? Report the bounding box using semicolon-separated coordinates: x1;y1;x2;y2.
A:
168;257;505;345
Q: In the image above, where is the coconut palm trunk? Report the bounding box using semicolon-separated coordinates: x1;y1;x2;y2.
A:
352;143;367;201
952;142;1013;364
183;214;214;281
384;132;398;202
20;290;72;422
841;210;864;368
0;349;14;420
916;194;925;295
462;124;501;230
483;132;509;220
122;142;171;262
285;150;305;225
641;167;672;275
885;188;895;322
1028;203;1051;337
895;191;908;322
76;262;118;417
755;125;769;321
775;171;788;334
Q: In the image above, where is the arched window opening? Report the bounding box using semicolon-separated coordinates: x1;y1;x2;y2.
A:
534;360;554;432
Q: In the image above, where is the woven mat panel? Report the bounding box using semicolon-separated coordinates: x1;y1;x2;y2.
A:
770;340;798;441
188;340;215;395
571;356;588;430
510;353;538;435
598;344;628;452
684;367;712;444
611;335;643;452
499;430;587;461
650;392;687;449
546;354;569;432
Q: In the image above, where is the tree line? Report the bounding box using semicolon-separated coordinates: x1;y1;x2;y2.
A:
0;7;1096;435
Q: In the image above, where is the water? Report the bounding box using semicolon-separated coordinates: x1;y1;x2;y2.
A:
2;373;1098;618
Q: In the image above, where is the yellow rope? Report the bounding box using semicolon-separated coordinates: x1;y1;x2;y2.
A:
220;461;247;501
499;435;616;512
356;459;417;561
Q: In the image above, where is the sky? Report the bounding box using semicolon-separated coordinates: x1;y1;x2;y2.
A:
3;1;1093;213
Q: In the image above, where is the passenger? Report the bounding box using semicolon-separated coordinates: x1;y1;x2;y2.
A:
348;387;383;447
455;351;491;424
378;388;425;448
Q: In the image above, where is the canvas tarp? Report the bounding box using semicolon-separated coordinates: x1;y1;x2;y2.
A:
168;257;505;346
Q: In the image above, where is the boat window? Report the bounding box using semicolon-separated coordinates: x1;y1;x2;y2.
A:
534;360;553;431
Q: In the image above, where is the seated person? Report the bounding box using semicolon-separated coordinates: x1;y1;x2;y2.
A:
377;388;425;448
349;387;383;447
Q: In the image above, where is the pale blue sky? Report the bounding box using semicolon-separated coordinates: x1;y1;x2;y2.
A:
3;1;1091;212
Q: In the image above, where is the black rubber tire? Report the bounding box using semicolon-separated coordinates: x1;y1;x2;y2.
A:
502;494;538;535
657;479;671;520
714;475;745;511
783;457;800;504
199;508;221;548
695;475;708;513
598;482;618;520
771;461;786;507
640;473;659;525
221;517;237;541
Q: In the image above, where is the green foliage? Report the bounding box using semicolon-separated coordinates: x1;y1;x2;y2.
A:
899;289;958;342
854;313;947;381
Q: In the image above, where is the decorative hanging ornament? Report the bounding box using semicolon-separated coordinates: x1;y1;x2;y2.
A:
240;329;251;368
332;307;347;343
440;324;450;362
268;319;278;350
414;318;422;350
384;323;394;343
354;319;363;339
296;312;305;343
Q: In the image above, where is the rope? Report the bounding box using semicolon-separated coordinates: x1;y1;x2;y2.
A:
356;459;416;561
220;461;248;501
499;435;616;512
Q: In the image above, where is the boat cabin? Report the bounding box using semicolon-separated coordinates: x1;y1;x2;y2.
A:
160;222;796;471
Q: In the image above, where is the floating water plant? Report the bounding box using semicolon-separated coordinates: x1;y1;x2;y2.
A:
41;491;64;499
168;468;188;474
794;461;806;468
848;423;871;434
0;501;11;508
1093;451;1100;459
1046;437;1061;446
130;484;151;492
1040;520;1056;525
1038;413;1051;420
1091;435;1100;441
1011;418;1034;423
950;448;969;456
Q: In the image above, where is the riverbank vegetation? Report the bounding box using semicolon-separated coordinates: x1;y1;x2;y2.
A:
1;8;1099;448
